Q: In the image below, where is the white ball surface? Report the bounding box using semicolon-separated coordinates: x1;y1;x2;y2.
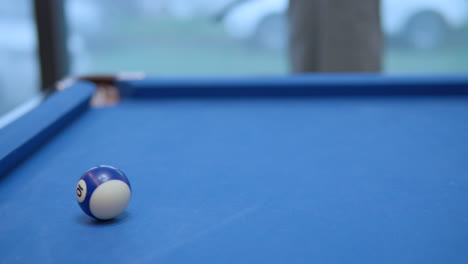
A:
89;180;131;220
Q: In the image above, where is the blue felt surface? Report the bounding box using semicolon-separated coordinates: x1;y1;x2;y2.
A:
1;77;468;263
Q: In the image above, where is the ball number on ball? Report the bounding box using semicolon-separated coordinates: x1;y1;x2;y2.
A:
76;180;87;203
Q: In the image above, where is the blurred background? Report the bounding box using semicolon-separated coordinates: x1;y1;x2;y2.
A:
1;0;468;115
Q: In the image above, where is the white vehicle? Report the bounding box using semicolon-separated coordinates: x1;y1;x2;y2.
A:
138;0;235;19
221;0;468;50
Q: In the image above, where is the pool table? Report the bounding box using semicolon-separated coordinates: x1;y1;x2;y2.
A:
1;74;468;263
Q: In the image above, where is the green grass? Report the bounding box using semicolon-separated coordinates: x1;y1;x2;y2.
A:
385;47;468;73
89;42;288;76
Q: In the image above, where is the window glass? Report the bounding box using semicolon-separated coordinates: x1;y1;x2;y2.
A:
65;0;468;76
0;1;39;115
65;0;288;76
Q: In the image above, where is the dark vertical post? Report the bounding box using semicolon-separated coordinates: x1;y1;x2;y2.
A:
34;0;69;91
289;0;382;72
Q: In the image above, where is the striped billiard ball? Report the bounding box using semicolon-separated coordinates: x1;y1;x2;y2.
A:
76;165;131;220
